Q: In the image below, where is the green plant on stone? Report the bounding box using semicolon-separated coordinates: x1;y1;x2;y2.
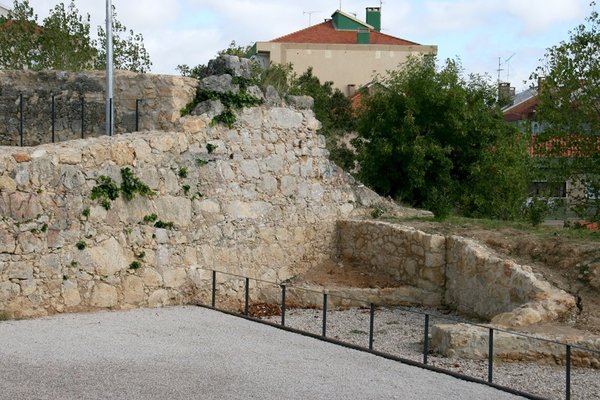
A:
178;167;188;178
75;240;87;250
129;261;142;270
191;192;204;201
154;220;175;230
40;223;48;233
371;208;384;219
120;167;155;201
196;159;209;167
206;143;218;154
82;208;91;218
136;251;146;259
90;175;120;210
143;213;158;223
182;184;191;195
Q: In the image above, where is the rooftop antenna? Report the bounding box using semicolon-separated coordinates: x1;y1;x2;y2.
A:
505;52;516;82
497;53;516;84
339;0;342;10
303;10;319;26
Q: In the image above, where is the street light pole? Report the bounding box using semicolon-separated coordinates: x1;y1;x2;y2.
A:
105;0;114;136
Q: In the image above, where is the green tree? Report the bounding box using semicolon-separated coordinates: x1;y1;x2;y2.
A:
95;5;152;73
39;1;96;70
531;1;600;221
355;56;530;219
0;0;41;69
0;0;151;72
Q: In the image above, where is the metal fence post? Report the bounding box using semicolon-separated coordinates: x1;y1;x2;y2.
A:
135;99;140;131
51;94;55;143
211;270;216;308
19;94;23;146
423;314;430;365
322;293;328;337
566;345;571;400
369;303;375;350
281;285;286;327
244;277;250;316
488;328;494;383
81;97;85;139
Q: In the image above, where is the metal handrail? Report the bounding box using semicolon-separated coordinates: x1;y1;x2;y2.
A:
201;267;600;400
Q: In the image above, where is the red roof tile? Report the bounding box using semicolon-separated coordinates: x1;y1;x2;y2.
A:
270;20;419;46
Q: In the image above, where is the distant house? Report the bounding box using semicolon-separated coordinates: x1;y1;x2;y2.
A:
252;7;437;96
0;4;10;18
503;86;600;208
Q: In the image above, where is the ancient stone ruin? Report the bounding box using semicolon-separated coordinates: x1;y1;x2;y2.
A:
0;55;598;367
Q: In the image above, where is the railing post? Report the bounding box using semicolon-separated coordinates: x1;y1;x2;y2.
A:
322;293;328;337
281;284;286;327
244;277;250;316
51;94;55;143
135;98;140;131
488;328;494;383
566;345;571;400
211;270;216;308
19;94;23;147
369;303;375;350
423;314;430;365
81;97;85;139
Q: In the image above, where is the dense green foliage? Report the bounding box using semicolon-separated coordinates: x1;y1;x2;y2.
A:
354;56;530;219
531;2;600;222
0;0;151;72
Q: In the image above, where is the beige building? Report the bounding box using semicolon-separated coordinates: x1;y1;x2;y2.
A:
0;4;10;18
253;8;437;96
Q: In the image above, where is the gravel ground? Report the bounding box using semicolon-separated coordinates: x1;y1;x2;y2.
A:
264;306;600;400
0;306;527;400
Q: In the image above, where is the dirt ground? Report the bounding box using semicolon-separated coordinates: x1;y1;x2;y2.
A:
296;219;600;335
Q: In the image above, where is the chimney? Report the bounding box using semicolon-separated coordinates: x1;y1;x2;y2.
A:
348;84;357;97
366;7;381;32
498;82;511;103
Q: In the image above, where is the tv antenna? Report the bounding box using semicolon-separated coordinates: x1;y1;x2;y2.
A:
303;10;319;26
497;53;516;84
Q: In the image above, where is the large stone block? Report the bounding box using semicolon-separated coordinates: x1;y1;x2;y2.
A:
90;283;118;308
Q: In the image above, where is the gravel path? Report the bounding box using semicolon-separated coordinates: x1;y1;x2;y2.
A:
264;306;600;400
0;306;527;400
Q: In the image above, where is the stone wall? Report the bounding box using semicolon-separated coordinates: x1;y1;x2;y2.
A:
334;221;576;327
336;220;446;306
0;70;196;146
0;103;392;318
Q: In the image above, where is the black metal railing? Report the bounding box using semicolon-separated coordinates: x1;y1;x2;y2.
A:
1;93;150;147
198;268;600;400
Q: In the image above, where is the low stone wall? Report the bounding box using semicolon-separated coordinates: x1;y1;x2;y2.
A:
431;323;600;368
334;221;576;327
446;236;576;326
336;220;445;306
0;70;196;146
0;105;391;318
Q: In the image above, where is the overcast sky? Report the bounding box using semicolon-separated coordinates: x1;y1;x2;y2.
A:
3;0;596;91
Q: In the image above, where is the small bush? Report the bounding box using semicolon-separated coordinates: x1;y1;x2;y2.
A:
129;261;142;270
524;197;549;227
178;167;188;178
136;251;145;259
154;220;175;230
143;214;158;223
196;159;208;167
82;208;91;218
182;184;190;195
206;143;218;154
75;240;87;250
371;208;384;219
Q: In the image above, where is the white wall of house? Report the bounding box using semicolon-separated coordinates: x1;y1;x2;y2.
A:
255;41;437;95
0;4;10;17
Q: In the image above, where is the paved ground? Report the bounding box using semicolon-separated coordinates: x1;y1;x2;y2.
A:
0;306;526;400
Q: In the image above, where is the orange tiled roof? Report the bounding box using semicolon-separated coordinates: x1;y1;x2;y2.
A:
271;20;419;46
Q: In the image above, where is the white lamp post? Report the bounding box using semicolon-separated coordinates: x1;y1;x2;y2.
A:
105;0;114;136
